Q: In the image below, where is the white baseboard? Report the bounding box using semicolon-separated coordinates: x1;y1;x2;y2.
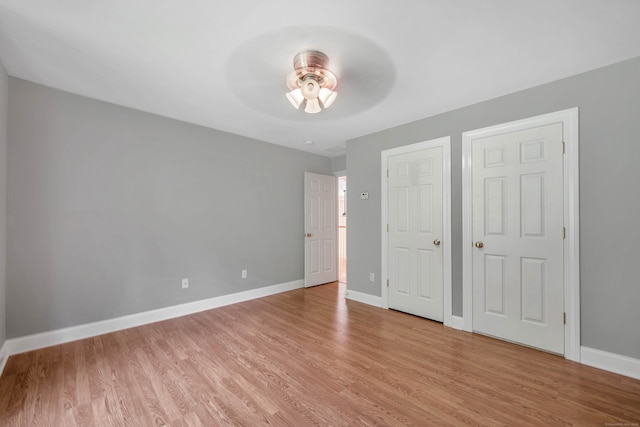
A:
4;284;639;383
449;315;464;330
0;341;8;376
345;289;383;307
4;279;304;359
581;346;640;380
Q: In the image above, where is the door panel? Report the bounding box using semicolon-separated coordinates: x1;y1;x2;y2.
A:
305;172;337;287
521;257;545;323
417;249;434;298
418;184;433;232
485;178;506;235
396;247;410;294
484;254;506;316
521;174;545;237
472;122;564;354
388;146;444;321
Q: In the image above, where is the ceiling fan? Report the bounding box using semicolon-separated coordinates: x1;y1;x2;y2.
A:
286;50;337;114
225;26;394;122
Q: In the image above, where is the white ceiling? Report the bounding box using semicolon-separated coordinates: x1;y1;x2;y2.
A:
1;1;639;157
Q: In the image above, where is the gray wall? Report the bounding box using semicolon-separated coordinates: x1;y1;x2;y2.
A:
0;60;7;349
347;56;640;359
330;155;346;174
7;78;331;338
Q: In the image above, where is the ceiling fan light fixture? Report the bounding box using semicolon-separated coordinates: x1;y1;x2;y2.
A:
304;97;322;114
318;87;337;108
286;88;304;108
286;50;338;113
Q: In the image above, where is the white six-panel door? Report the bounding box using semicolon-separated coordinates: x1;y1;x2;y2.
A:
472;123;565;354
304;172;337;287
387;146;444;321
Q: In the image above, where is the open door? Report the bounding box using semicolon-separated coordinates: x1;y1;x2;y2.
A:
304;172;338;287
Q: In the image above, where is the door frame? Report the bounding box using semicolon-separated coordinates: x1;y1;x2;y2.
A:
335;172;347;285
381;137;453;326
462;108;580;361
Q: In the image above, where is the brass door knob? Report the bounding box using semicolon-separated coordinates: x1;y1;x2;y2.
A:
306;233;312;237
475;241;484;248
433;239;441;246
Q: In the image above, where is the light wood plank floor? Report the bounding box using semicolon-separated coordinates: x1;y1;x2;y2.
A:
1;282;639;426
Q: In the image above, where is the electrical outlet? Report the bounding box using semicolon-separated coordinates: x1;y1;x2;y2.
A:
182;278;189;289
369;272;375;282
242;269;248;279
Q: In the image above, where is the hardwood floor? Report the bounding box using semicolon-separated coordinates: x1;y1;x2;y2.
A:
1;282;639;426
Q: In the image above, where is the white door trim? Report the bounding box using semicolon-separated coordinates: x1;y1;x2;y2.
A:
462;108;580;362
381;137;453;327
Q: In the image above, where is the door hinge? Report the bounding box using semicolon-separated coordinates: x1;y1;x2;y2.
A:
563;312;566;324
387;279;389;287
387;169;389;177
563;227;566;239
387;224;389;232
562;141;566;154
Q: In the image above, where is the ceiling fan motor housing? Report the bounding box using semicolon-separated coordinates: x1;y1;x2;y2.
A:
288;50;337;92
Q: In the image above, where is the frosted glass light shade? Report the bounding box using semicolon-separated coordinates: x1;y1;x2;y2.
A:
318;88;337;108
286;89;304;109
304;98;321;114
